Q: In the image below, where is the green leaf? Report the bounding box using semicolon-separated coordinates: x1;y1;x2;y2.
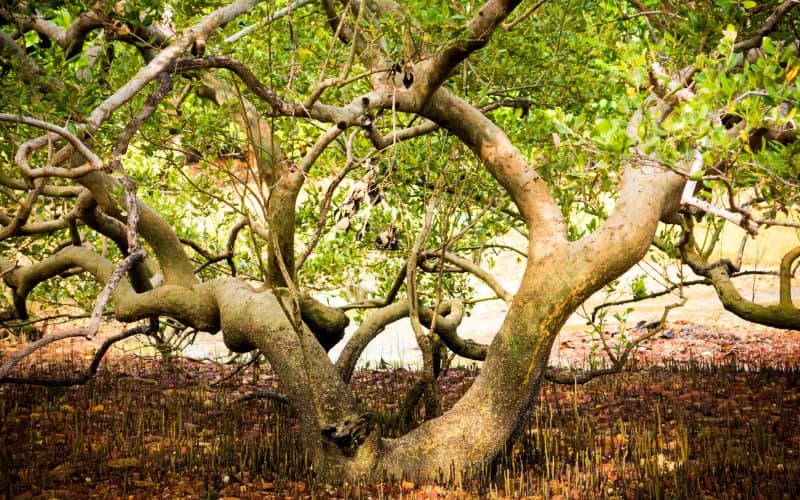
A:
689;169;705;181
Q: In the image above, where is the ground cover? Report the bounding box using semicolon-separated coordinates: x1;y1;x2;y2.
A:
1;319;799;499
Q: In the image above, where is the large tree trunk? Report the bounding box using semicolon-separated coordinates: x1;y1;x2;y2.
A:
209;278;380;478
372;163;680;479
199;162;682;483
0;0;695;483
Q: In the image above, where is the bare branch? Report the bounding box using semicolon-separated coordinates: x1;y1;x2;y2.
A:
364;120;440;150
734;0;800;52
680;150;759;235
303;69;386;109
182;218;247;275
0;330;90;381
545;323;662;385
501;0;546;31
680;226;800;330
1;319;156;386
430;300;488;361
0;113;104;173
0;170;82;197
0;7;103;57
112;72;174;169
780;244;800;307
335;299;468;382
0;195;86;236
225;0;315;43
415;0;523;100
419;250;513;303
86;0;266;132
0;180;44;241
87;183;144;337
406;169;447;416
299;126;343;174
4;246;218;330
173;55;381;126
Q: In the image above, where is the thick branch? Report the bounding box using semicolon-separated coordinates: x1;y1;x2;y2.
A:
0;31;63;93
681;233;800;330
4;246;218;330
734;0;800;52
780;245;800;306
421;89;566;248
416;0;522;101
335;299;466;382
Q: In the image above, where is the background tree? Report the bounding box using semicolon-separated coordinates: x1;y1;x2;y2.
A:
1;0;799;480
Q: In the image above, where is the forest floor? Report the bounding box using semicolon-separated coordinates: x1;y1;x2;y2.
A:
1;315;800;499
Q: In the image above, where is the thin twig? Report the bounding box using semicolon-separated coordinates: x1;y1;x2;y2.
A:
224;0;315;43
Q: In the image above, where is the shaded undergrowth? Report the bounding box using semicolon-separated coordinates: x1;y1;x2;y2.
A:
1;353;799;499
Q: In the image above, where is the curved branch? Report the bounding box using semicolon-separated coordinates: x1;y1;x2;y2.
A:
5;8;103;57
421;88;566;245
0;180;44;241
589;271;776;323
0;170;82;197
501;0;546;31
779;244;800;307
0;319;156;386
420;250;513;303
183;218;247;275
4;246;219;330
174;56;293;114
429;300;488;361
335;301;413;382
574;166;684;291
364;120;439;150
335;299;467;382
0;329;90;381
681;231;800;330
0;113;104;172
0;189;91;239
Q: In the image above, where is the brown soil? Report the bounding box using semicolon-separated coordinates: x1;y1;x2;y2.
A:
0;318;799;499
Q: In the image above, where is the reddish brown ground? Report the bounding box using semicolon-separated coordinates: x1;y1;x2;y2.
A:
1;318;799;499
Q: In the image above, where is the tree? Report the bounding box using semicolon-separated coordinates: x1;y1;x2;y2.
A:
1;0;799;481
